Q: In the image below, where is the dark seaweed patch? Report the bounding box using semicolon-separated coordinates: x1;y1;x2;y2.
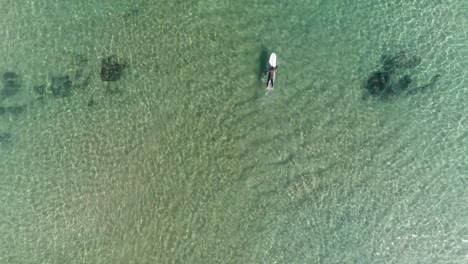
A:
397;75;412;92
2;71;21;97
50;75;73;97
366;71;391;96
34;84;46;95
0;131;12;143
87;97;96;107
6;105;25;115
100;55;127;82
365;51;438;99
380;52;421;74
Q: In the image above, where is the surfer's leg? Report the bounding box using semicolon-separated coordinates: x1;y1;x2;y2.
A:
266;72;272;87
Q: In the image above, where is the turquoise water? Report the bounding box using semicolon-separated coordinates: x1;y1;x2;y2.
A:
1;0;467;263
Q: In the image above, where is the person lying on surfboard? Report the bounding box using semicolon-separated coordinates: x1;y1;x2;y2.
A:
265;65;278;91
265;53;277;91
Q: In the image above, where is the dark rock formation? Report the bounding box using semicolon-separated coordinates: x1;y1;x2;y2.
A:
50;75;73;97
2;71;21;97
100;55;127;81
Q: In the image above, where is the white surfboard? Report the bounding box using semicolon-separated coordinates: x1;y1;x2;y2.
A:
266;53;277;91
269;53;277;67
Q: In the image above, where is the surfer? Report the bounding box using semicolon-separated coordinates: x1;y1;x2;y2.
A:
265;65;278;91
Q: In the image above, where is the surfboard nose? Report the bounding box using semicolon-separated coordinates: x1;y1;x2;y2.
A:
269;53;277;68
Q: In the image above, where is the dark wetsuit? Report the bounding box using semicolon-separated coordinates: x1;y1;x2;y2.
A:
266;66;277;89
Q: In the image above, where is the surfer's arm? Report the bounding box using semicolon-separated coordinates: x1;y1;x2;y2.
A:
263;67;278;74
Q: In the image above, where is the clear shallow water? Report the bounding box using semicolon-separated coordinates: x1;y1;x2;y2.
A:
0;0;467;263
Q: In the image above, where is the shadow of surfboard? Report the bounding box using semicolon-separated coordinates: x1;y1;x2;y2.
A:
257;46;269;81
255;45;270;97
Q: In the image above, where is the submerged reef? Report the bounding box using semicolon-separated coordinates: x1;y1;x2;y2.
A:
365;51;439;99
